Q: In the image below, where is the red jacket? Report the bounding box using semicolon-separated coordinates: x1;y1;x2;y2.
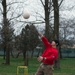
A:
41;36;58;65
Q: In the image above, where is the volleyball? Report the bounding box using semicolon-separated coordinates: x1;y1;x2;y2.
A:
23;8;30;19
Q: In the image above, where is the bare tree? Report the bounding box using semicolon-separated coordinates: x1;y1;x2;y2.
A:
1;0;14;65
0;0;24;65
39;0;64;69
52;0;60;69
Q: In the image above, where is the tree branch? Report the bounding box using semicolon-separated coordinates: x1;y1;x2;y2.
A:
0;7;2;14
40;0;45;8
48;0;53;14
9;14;22;22
35;12;45;20
59;0;64;7
0;0;2;3
7;2;23;6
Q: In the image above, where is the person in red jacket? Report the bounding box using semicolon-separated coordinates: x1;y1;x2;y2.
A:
35;32;59;75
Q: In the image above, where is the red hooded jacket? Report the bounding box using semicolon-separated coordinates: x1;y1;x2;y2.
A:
41;36;58;65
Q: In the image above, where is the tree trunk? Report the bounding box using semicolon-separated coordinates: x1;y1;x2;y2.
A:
45;0;50;40
31;50;34;58
2;0;10;65
10;50;14;58
16;51;22;58
6;43;10;65
3;46;6;59
37;49;40;57
23;50;28;66
52;0;60;69
52;0;59;39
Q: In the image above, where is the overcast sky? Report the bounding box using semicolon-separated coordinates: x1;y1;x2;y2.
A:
16;0;75;34
21;0;75;19
0;0;75;35
60;0;75;19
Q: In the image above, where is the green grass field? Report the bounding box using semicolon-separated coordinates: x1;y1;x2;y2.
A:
0;56;75;75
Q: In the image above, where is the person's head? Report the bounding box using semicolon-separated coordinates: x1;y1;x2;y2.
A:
51;40;59;47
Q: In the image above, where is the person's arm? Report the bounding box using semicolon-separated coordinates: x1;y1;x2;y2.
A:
37;56;43;62
37;56;47;62
37;54;57;62
43;52;58;61
46;54;56;61
38;32;51;47
38;32;44;38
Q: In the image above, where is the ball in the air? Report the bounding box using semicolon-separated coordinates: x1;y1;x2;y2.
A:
23;9;30;19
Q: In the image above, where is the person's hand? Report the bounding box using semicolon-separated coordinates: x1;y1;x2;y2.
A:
37;56;43;62
38;32;43;37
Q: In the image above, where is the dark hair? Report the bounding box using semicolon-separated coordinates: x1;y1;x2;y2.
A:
53;40;59;46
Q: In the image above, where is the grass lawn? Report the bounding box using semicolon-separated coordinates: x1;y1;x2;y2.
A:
0;56;75;75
